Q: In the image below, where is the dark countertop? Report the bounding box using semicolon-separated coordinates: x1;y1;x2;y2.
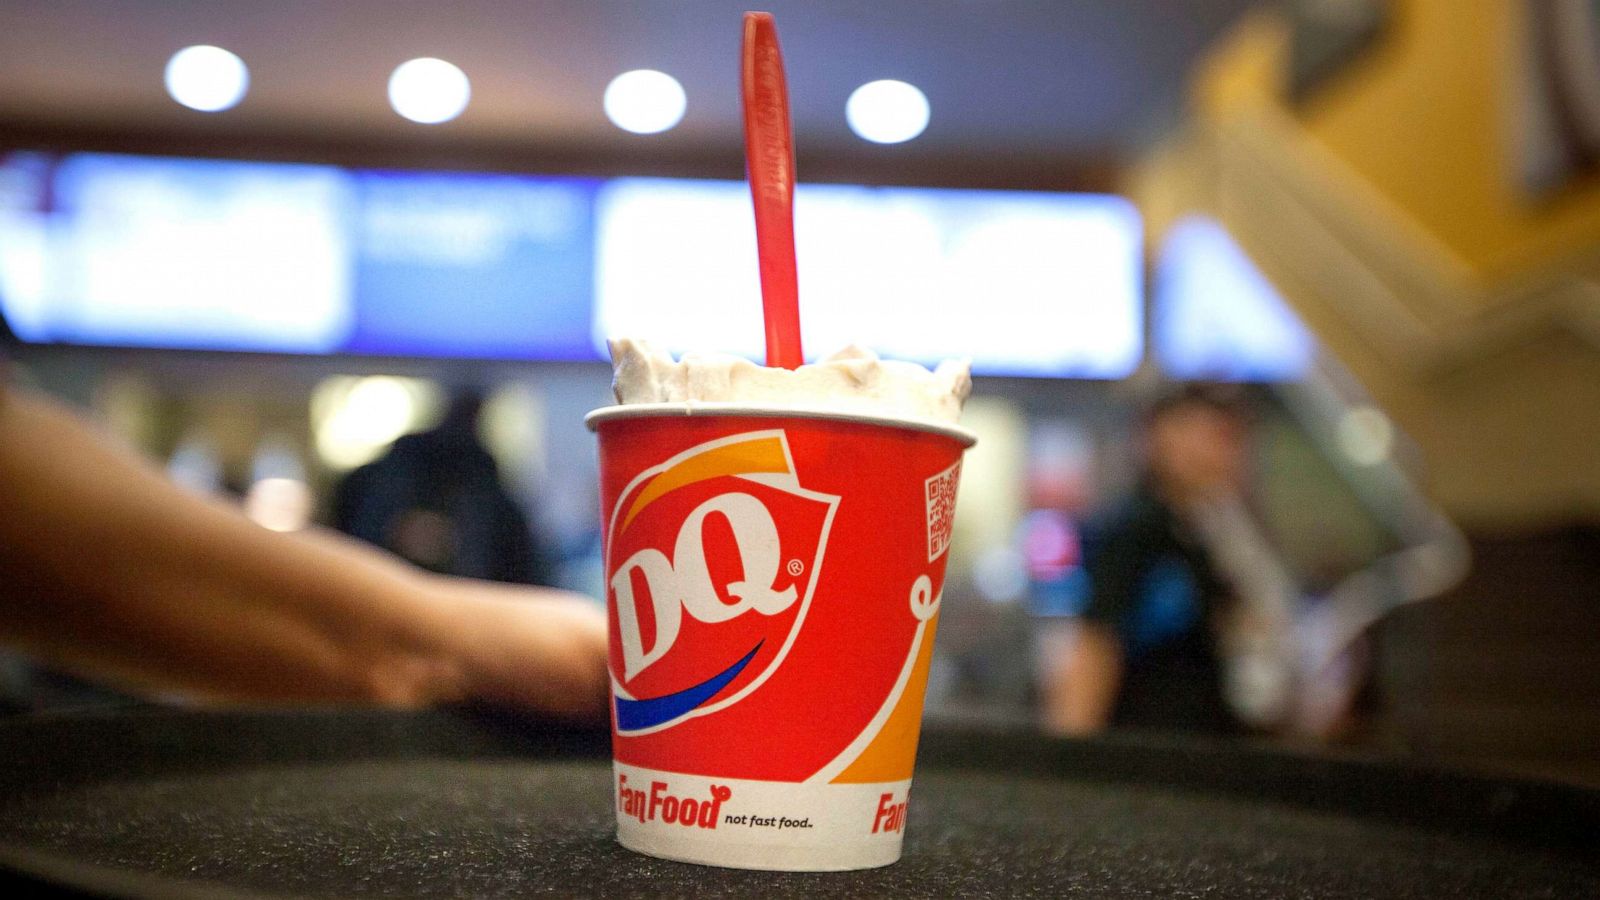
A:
0;708;1595;898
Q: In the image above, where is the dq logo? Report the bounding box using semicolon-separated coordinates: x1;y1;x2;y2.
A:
606;431;839;735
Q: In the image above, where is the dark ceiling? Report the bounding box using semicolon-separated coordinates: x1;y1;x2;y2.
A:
0;0;1261;186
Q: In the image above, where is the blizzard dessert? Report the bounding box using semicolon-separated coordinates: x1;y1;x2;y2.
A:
607;338;972;426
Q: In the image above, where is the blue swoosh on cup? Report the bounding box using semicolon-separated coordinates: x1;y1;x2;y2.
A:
615;641;765;732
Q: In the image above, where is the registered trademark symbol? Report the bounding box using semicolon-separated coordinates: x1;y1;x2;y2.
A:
786;559;804;577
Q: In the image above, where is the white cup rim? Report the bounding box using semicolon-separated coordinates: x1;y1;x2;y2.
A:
585;403;977;447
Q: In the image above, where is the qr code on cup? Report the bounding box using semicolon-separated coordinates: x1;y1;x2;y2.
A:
924;460;962;563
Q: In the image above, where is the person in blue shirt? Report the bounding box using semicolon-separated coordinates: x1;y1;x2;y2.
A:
1043;384;1250;736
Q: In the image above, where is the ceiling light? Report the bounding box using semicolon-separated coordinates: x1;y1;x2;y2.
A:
604;69;687;135
388;57;471;124
846;79;930;144
164;45;249;112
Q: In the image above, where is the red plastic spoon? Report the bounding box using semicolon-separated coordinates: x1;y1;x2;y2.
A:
741;11;803;370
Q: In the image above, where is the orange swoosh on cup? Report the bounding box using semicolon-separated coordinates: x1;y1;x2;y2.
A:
622;434;792;531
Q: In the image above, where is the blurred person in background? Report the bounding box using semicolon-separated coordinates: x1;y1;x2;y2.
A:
0;366;607;716
333;388;556;586
1039;384;1252;736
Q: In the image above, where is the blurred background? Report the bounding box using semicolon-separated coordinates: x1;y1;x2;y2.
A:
1;0;1597;783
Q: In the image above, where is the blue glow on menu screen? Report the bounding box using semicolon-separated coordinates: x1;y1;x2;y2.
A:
0;151;1145;377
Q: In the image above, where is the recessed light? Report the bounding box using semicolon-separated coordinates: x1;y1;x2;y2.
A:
164;45;249;112
388;57;471;124
604;69;687;135
846;79;930;144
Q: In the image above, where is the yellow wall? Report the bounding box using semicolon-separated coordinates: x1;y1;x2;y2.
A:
1132;3;1600;526
1197;1;1600;285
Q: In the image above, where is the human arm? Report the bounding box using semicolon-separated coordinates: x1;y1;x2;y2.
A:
1040;620;1123;735
0;387;607;716
1037;503;1159;735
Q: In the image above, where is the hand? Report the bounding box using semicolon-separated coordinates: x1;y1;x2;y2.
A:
0;386;613;718
427;578;610;721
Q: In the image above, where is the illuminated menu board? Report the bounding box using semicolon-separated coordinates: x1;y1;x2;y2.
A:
1155;216;1315;382
594;179;1142;376
0;151;1144;377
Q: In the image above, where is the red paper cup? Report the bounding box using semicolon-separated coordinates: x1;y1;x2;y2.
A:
586;403;975;871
